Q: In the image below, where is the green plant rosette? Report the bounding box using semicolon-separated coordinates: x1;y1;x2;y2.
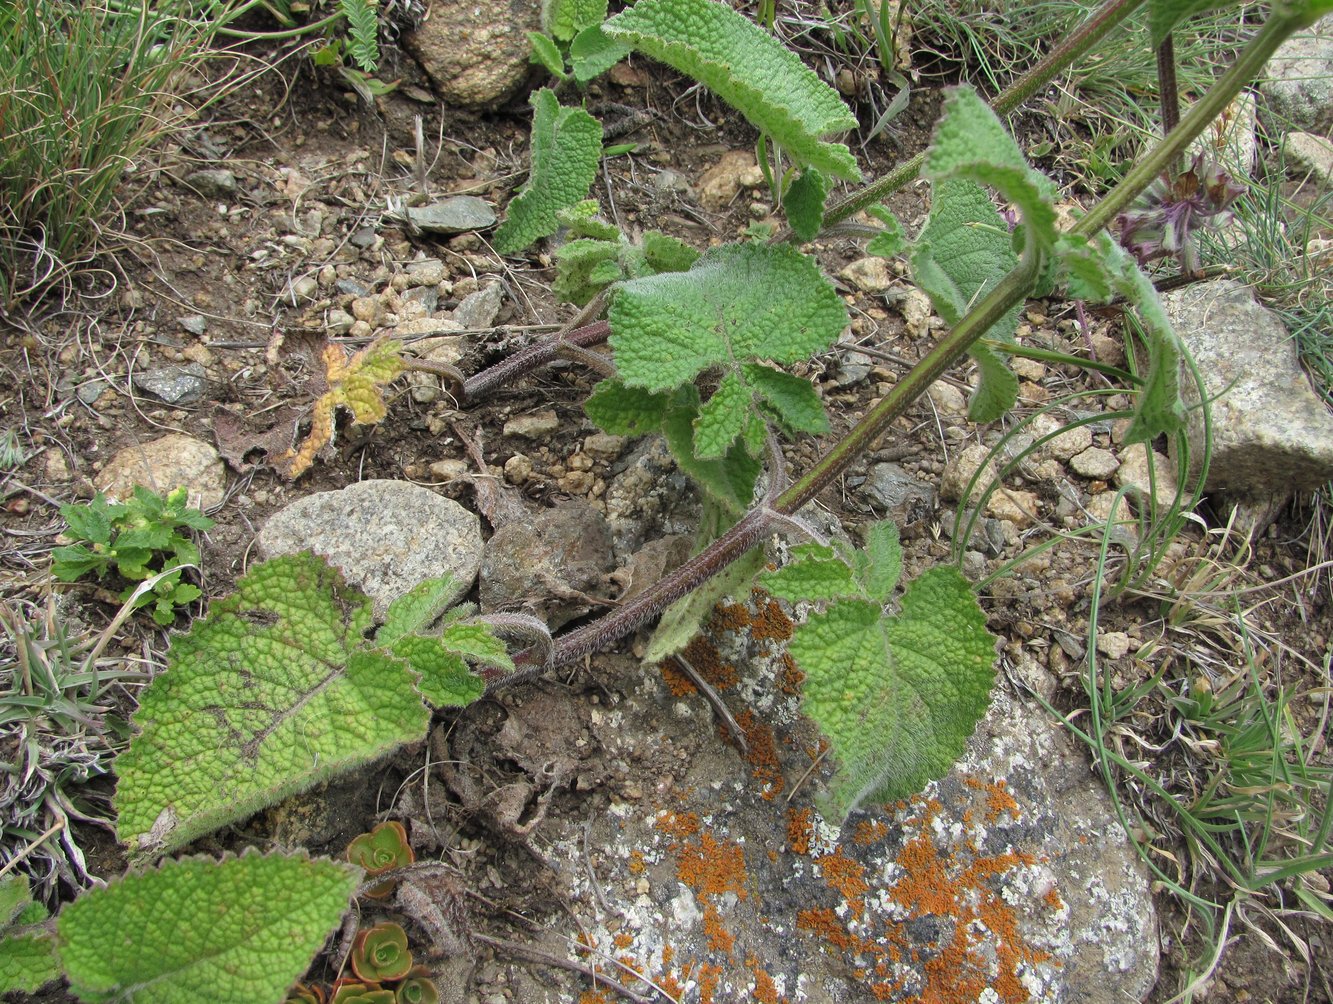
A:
346;820;415;898
350;922;413;983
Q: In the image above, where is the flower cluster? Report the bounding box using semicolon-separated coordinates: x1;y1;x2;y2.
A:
1117;153;1244;270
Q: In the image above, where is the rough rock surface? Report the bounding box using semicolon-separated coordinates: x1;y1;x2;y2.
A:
1260;13;1333;134
1163;279;1333;495
478;500;616;630
256;479;482;617
1285;130;1333;187
96;433;225;511
403;0;540;110
467;600;1159;1003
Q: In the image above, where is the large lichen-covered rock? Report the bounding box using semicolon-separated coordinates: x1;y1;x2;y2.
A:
403;0;540;110
1163;279;1333;497
451;595;1159;1003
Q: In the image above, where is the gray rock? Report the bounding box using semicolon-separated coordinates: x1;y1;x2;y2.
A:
185;168;237;198
451;281;505;330
405;258;447;286
1285;131;1333;187
402;285;440;314
133;363;208;405
97;433;224;511
1163;279;1333;495
348;227;378;250
1070;446;1120;479
503;410;559;439
402;197;497;235
178;314;207;336
404;0;538;109
1260;13;1333;134
839;256;894;293
478;501;615;629
941;443;998;503
604;438;701;557
257;480;482;618
337;277;372;297
864;462;935;527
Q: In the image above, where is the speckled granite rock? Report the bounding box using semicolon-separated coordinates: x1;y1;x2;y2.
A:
256;479;481;618
403;0;540;110
96;433;225;511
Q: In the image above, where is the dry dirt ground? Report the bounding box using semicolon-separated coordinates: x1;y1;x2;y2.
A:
1;34;1331;1004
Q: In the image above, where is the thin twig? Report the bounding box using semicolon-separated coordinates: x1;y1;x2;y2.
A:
671;654;749;755
472;932;659;1004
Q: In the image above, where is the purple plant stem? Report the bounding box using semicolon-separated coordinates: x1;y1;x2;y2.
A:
461;320;610;403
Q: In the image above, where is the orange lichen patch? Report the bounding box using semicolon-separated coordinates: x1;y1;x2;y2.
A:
627;849;646;875
746;956;787;1004
656;970;688;999
1044;887;1065;912
662;944;674;966
735;709;785;799
854;818;889;846
683;634;738;691
676;832;748;900
787;807;813;855
660;660;697;696
798;794;1054;1004
746;592;795;644
967;776;1021;822
655;810;701;842
711;600;752;634
578;991;611;1004
777;652;805;696
698;962;723;1004
613;932;634;950
703;904;736;955
814;848;870;914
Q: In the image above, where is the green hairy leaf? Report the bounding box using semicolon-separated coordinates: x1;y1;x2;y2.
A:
910;178;1021;422
603;0;860;180
785;167;831;241
114;554;434;855
661;387;762;513
924;86;1059;254
866;205;906;258
1148;0;1233;47
761;524;996;819
584;380;672;436
543;0;608;41
0;876;60;995
528;31;569;78
571;24;633;82
57;851;357;1004
494;89;603;255
609;242;844;457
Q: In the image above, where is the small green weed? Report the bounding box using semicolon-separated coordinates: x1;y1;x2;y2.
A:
52;486;214;626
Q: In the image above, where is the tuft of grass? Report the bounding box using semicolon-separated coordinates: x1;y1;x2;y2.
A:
0;0;216;311
0;594;151;901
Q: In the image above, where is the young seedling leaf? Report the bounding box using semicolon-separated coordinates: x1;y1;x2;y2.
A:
787;564;996;820
494;89;603;255
693;372;751;460
571;24;633;83
785;167;831;241
924;86;1059;254
866;205;906;258
760;543;858;602
744;364;829;437
1094;233;1187;442
388;637;485;708
661;388;761;513
585;380;672;436
57;851;358;1004
528;31;569;78
910;178;1022;422
639;231;700;274
0;932;61;995
603;0;860;180
114;553;434;855
543;0;609;41
281;336;406;480
853;517;903;604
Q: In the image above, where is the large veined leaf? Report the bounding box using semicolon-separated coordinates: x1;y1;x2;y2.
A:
0;876;60;995
494;88;603;254
761;524;997;820
57;851;357;1004
603;0;860;180
609;241;843;460
114;554;434;855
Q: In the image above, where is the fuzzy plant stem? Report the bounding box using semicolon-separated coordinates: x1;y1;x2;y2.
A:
1074;6;1316;239
814;0;1147;233
460;319;609;403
